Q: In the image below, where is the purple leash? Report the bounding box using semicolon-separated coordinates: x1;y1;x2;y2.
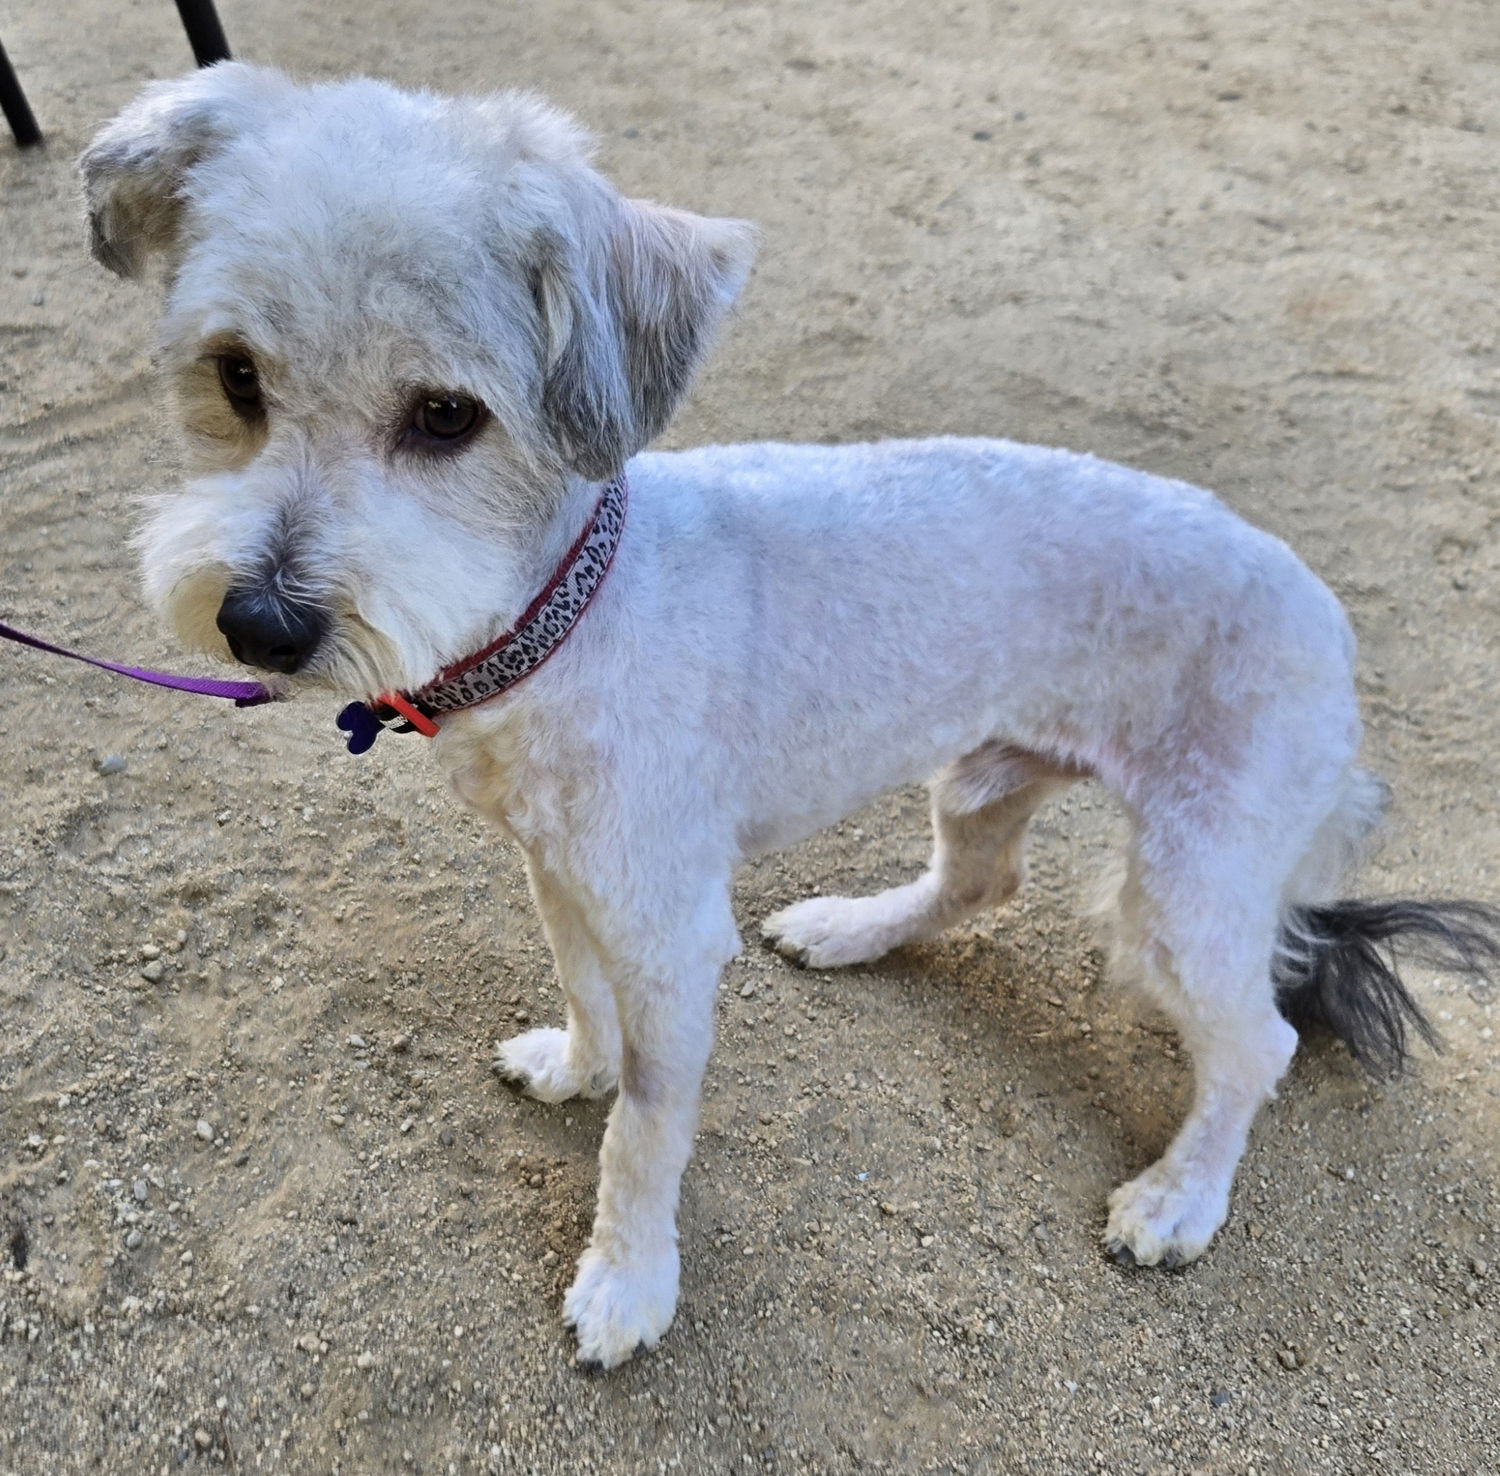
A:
0;619;275;708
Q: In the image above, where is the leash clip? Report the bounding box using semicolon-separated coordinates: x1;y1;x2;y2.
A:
335;694;439;755
378;691;440;737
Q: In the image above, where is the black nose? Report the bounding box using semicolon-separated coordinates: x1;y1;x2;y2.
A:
216;589;325;674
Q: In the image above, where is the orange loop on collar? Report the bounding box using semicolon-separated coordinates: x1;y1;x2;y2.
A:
378;691;440;737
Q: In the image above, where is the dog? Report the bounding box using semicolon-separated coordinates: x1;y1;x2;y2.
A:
81;63;1499;1369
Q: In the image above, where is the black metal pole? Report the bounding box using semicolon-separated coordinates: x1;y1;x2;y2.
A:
174;0;232;67
0;40;42;149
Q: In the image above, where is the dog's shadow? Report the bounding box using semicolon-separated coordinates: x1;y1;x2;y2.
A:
745;905;1396;1228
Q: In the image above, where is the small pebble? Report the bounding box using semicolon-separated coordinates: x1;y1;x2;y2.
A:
133;1179;148;1202
97;754;128;776
195;1119;215;1142
194;1429;212;1451
140;961;165;983
1278;1348;1299;1370
347;1034;368;1050
139;944;161;961
125;1230;143;1251
356;1351;377;1370
390;1033;412;1053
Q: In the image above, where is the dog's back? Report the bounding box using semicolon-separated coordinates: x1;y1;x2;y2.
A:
624;435;1356;850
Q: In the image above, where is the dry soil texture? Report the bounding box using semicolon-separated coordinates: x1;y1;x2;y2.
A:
1;2;1498;1473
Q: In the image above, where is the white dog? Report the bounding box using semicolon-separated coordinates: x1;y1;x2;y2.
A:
82;64;1498;1369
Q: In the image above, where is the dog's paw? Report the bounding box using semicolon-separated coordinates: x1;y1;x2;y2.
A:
493;1028;615;1104
760;895;899;969
1103;1162;1229;1269
563;1242;679;1370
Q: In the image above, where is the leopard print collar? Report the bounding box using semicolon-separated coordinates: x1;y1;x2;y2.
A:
336;475;628;753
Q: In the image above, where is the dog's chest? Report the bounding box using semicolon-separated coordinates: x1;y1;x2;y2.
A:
436;707;593;855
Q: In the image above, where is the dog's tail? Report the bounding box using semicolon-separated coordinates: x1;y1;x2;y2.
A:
1272;765;1500;1073
1274;899;1500;1073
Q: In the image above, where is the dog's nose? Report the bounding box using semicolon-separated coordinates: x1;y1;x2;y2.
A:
216;590;325;674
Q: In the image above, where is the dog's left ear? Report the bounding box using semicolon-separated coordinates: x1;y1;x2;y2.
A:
80;62;287;278
535;193;756;480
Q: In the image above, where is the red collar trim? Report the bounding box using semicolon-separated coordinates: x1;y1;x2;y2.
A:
369;474;628;738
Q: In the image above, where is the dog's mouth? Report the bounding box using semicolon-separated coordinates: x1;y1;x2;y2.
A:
292;605;412;705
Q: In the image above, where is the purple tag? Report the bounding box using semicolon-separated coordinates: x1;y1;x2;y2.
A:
336;702;382;755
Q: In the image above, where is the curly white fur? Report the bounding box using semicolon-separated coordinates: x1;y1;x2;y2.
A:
87;63;1401;1368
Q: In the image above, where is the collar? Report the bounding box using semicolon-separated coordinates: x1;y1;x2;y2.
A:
336;473;628;754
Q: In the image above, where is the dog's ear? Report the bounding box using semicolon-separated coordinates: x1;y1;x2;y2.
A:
534;194;756;479
80;62;285;279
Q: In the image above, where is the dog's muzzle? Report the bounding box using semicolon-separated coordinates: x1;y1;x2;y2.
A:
216;588;326;675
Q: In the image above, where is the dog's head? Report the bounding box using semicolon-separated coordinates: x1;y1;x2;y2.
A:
82;63;754;696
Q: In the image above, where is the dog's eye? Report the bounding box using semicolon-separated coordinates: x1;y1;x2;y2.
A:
217;354;262;413
412;393;481;444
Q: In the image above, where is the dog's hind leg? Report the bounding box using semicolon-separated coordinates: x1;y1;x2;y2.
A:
1101;809;1299;1268
761;742;1078;968
494;861;622;1102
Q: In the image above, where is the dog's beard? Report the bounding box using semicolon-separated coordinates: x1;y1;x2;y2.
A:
313;609;410;700
158;563;236;664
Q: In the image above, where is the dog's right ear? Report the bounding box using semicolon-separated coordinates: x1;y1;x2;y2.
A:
80;62;285;279
531;186;756;480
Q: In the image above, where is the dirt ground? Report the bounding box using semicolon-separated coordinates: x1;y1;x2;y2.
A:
2;1;1498;1472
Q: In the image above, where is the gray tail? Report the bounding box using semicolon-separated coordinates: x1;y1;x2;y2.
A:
1275;899;1500;1074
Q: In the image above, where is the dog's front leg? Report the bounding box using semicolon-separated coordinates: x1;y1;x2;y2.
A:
495;860;621;1102
562;883;736;1370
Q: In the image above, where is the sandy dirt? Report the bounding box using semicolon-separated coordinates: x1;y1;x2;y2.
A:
2;1;1498;1472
